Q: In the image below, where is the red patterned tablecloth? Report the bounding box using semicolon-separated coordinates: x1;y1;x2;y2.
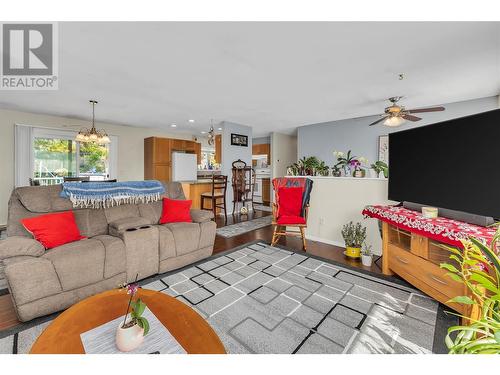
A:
362;205;497;248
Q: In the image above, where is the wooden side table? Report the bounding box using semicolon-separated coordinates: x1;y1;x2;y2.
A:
30;289;226;354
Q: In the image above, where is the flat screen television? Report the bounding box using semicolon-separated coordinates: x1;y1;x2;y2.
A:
388;108;500;219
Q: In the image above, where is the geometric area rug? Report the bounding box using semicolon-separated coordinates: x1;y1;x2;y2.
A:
0;241;456;354
143;242;456;354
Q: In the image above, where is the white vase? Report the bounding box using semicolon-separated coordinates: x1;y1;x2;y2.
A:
361;254;373;267
368;169;377;178
115;320;144;352
378;171;385;179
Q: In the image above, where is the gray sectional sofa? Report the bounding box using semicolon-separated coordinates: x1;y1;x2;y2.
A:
0;182;216;322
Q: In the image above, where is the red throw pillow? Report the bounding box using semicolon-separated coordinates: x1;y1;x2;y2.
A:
278;187;303;217
160;197;192;224
21;211;85;249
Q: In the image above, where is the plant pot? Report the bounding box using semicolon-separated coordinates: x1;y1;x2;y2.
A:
368;169;378;178
378;171;385;179
345;246;361;258
332;169;341;177
353;169;364;178
361;254;373;267
116;320;144;352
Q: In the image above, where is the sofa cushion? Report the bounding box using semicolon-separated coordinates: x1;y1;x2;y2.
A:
93;235;126;278
15;185;72;213
190;209;214;223
73;209;108;238
138;200;163;224
160;198;192;224
21;211;85;249
104;204;140;223
5;258;62;306
0;236;45;260
42;238;105;291
163;222;200;256
157;225;176;261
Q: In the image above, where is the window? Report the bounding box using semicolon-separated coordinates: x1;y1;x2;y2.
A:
15;125;117;187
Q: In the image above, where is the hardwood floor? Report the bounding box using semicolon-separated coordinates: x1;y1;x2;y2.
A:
0;208;382;332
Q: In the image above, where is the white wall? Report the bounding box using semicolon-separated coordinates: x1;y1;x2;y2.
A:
270;132;297;179
220;121;253;212
0;108;193;225
298;96;500;166
302;177;393;255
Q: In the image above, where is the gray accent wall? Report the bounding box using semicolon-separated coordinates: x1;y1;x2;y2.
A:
298;96;499;166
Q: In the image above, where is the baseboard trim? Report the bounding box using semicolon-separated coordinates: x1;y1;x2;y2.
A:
305;234;344;248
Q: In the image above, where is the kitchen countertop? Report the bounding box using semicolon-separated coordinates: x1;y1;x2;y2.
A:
180;179;214;185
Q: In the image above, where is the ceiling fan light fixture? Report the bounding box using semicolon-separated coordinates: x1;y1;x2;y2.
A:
384;116;406;127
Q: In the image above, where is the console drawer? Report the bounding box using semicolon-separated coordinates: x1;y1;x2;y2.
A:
388;243;463;300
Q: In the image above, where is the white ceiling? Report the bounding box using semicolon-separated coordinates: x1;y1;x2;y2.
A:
0;22;499;137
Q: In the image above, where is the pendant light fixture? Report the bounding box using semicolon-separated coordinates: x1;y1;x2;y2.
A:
75;100;111;144
207;119;215;146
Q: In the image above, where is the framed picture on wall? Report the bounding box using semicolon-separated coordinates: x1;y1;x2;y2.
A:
231;133;248;147
378;135;389;164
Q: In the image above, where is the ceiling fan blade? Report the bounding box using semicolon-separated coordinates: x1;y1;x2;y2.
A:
408;106;445;114
368;116;388;126
402;114;422;122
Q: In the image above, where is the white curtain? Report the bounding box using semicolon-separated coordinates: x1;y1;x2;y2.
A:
14;124;33;187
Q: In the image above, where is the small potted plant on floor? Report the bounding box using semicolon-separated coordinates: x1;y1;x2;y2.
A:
116;282;150;352
341;221;367;258
361;243;373;266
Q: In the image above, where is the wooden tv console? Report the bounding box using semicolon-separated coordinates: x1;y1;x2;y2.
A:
381;222;471;316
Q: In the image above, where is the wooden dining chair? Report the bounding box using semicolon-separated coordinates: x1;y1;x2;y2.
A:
201;175;228;223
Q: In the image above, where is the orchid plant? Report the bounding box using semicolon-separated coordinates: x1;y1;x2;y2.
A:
121;281;150;336
334;150;367;171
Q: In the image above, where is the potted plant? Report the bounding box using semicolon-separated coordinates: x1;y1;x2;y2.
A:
116;282;150;352
315;160;330;176
440;228;500;353
341;221;367;258
331;165;342;177
370;160;388;178
361;243;373;266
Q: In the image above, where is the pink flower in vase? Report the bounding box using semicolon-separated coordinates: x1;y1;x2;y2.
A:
126;283;138;296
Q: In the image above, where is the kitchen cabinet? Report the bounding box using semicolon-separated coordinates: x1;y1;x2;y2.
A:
252;143;270;164
214;134;222;164
144;137;201;182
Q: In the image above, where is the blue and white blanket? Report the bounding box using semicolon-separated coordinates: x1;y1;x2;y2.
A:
60;180;165;209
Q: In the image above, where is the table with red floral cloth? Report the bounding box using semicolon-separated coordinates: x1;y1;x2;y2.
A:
362;205;497;248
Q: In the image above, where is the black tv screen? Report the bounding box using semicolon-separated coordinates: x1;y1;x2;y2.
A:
388;108;500;218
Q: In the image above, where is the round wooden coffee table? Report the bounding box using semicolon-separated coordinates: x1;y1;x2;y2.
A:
30;288;226;354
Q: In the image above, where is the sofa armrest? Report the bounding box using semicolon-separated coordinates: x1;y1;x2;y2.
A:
0;236;45;260
190;209;214;223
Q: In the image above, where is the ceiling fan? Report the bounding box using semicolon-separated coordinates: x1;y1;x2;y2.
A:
368;96;445;127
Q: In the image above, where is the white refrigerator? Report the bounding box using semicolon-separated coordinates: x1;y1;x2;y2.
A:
172;152;197;182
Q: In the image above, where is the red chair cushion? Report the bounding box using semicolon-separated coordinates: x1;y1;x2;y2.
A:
21;211;85;249
277;187;303;217
277;215;306;225
160;197;193;224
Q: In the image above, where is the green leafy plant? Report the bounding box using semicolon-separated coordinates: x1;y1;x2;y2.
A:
287;156;328;176
121;282;150;336
341;221;367;248
362;243;372;256
440;228;500;353
370;161;388;178
315;160;330;176
129;298;150;336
